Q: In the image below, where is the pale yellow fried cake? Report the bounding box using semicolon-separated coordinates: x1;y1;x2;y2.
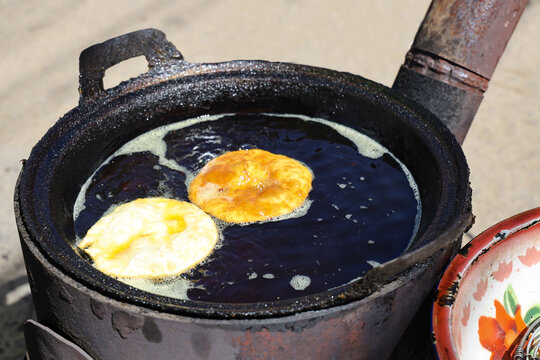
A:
188;149;313;223
78;198;218;278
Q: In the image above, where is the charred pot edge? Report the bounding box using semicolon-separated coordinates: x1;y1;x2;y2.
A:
353;212;472;295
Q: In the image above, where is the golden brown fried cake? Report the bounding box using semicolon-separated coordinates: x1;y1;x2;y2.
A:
78;198;218;278
188;149;313;223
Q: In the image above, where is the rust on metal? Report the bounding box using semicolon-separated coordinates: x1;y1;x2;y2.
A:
231;317;365;360
412;0;529;79
394;0;529;144
402;49;488;95
437;280;460;307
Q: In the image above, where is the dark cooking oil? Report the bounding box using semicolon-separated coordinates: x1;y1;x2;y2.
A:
74;113;420;303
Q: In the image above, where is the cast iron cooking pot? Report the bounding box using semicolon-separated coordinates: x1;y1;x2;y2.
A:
16;29;472;359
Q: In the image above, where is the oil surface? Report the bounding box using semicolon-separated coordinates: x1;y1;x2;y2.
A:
74;113;421;302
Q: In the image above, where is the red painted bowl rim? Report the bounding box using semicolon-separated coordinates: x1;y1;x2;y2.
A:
432;207;540;359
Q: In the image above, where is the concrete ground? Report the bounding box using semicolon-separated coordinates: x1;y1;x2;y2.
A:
0;0;538;358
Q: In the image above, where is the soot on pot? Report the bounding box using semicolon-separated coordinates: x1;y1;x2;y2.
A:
73;113;421;303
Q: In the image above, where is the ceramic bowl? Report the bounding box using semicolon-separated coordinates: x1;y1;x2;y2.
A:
433;207;540;359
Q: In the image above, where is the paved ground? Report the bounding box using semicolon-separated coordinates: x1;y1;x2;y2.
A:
0;0;538;358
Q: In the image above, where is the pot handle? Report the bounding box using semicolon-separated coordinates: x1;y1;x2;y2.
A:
79;28;186;101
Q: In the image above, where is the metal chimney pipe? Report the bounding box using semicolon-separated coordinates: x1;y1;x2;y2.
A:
393;0;529;144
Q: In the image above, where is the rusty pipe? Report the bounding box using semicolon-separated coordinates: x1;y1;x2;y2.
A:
393;0;529;144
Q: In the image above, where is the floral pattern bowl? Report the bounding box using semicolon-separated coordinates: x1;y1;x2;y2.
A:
433;207;540;360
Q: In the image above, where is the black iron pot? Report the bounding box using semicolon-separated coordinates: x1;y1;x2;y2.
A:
16;29;472;359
